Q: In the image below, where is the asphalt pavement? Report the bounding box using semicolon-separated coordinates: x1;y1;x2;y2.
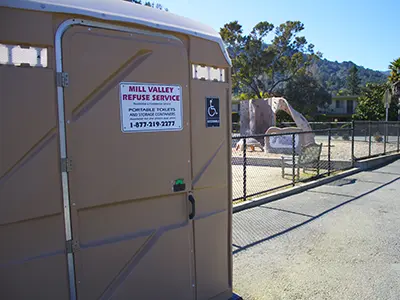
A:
233;159;400;300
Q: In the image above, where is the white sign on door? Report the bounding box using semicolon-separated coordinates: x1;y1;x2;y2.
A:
119;82;183;133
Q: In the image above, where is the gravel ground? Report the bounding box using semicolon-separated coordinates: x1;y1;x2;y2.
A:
231;165;294;200
233;159;400;300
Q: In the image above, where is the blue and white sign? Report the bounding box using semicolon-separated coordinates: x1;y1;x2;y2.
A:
206;97;220;128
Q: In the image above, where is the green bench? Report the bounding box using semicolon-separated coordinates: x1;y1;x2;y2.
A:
281;143;323;181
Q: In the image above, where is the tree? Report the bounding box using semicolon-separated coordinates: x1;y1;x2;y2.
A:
388;58;400;120
220;20;321;99
281;72;332;117
124;0;168;11
337;88;349;96
310;59;387;96
346;65;361;95
388;57;400;84
353;83;397;121
220;21;274;98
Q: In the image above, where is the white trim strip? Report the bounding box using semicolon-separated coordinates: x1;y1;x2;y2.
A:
55;19;77;300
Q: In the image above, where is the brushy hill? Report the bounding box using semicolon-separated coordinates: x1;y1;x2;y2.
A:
309;59;388;95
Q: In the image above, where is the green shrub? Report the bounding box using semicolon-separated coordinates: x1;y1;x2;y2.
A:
340;123;351;129
374;132;383;142
313;114;329;122
276;110;293;125
232;112;240;123
232;122;240;133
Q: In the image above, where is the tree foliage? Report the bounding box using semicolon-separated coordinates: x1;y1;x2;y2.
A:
389;58;400;103
220;20;321;98
124;0;168;11
310;60;387;95
388;57;400;84
278;71;331;117
346;65;361;95
353;83;397;121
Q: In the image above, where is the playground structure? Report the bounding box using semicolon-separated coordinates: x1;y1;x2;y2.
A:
239;97;315;153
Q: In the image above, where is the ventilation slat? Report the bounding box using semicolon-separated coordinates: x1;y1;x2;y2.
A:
192;64;225;82
0;44;48;67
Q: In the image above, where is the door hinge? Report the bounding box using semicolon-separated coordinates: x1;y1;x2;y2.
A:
61;158;72;173
66;240;80;254
56;72;69;87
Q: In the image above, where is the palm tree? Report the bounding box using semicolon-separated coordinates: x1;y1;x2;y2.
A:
389;57;400;85
388;58;400;120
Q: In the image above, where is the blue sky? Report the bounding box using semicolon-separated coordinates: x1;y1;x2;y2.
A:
160;0;399;71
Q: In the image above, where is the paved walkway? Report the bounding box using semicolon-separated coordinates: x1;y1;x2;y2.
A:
233;159;400;300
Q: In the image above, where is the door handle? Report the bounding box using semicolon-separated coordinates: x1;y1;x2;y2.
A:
188;194;196;220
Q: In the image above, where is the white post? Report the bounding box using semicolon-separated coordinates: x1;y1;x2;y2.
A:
398;96;400;121
386;102;389;122
384;88;390;122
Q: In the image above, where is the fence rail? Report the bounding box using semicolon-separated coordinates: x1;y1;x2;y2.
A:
232;121;400;202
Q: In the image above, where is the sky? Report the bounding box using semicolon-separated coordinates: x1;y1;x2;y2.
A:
159;0;399;71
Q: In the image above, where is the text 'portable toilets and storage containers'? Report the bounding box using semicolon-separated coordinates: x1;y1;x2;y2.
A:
0;0;233;299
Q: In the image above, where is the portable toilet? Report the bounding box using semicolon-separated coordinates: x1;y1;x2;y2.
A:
0;1;233;299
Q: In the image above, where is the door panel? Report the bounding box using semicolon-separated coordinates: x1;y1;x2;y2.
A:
190;80;229;189
63;27;191;205
0;215;68;300
0;58;68;299
62;25;194;299
193;188;230;300
0;255;69;300
189;80;231;299
112;227;195;299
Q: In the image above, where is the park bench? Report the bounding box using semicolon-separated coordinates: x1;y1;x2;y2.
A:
281;143;323;181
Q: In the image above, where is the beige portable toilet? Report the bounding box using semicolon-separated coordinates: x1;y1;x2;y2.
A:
0;1;233;299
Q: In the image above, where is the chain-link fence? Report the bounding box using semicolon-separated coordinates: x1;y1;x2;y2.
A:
232;121;400;202
353;121;400;160
280;122;351;131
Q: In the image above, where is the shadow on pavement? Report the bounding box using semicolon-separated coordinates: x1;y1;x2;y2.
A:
258;206;314;218
371;171;400;176
233;176;400;255
326;178;357;186
307;190;354;198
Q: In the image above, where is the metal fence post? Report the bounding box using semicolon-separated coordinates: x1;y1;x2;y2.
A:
383;121;387;155
398;122;400;152
292;133;296;186
243;138;247;201
351;120;355;167
328;129;331;176
368;121;372;157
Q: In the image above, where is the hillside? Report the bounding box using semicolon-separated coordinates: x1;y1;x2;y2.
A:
309;59;388;95
228;40;388;97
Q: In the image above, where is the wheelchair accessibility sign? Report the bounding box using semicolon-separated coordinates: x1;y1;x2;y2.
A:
205;97;220;128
